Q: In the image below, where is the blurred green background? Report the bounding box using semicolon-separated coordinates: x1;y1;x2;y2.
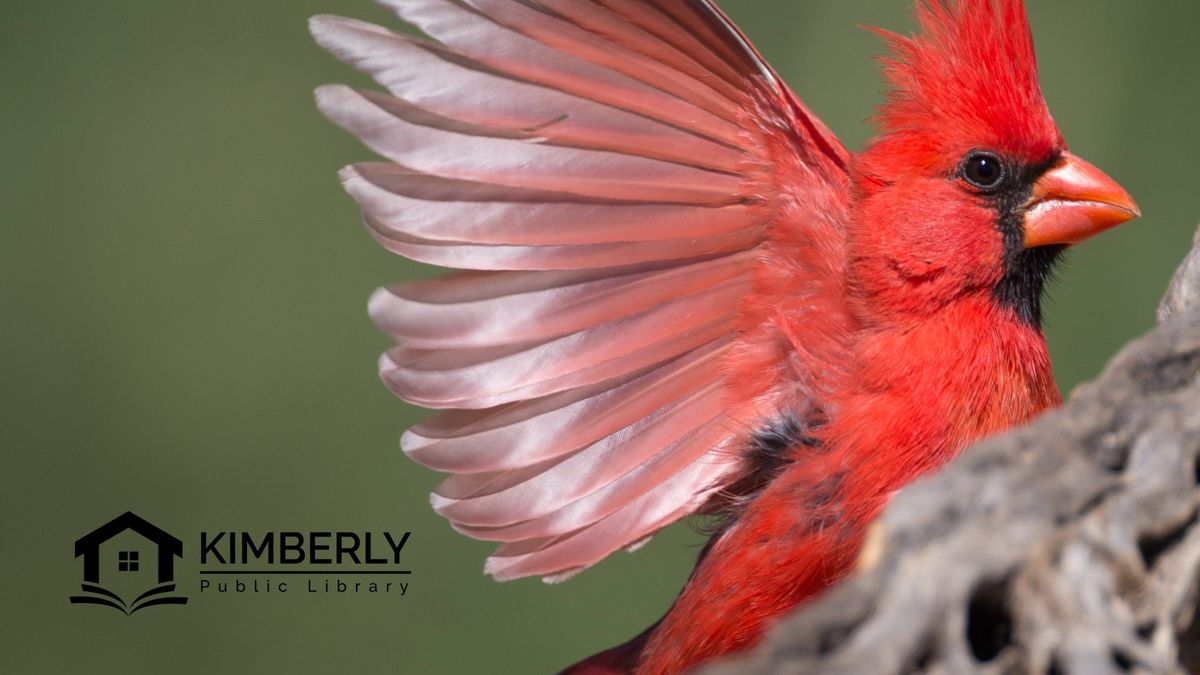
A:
3;1;1196;673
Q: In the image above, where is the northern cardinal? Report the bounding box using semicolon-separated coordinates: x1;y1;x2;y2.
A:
311;0;1138;672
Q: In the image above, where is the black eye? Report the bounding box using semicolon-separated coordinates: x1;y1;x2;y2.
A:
961;152;1005;190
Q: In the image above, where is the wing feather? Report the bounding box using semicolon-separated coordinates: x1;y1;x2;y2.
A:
316;85;742;203
312;0;851;581
355;189;758;247
403;341;727;472
379;277;744;408
483;445;739;581
371;252;753;348
374;0;744;143
433;379;724;530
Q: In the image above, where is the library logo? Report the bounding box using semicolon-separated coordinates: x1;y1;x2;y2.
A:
69;511;188;615
67;511;413;612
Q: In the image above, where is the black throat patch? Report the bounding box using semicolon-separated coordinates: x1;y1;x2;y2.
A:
986;154;1065;326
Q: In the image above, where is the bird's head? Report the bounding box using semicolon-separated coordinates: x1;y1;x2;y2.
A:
848;0;1139;327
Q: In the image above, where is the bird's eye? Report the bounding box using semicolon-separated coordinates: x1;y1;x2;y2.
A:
961;152;1005;190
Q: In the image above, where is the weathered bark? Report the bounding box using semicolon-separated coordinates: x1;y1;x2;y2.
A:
705;226;1200;675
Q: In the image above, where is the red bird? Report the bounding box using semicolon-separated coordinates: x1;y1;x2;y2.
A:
312;0;1139;672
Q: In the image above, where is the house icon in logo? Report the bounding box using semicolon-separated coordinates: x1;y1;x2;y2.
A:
69;511;188;614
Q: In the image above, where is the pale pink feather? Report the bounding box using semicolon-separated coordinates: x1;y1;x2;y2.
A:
310;15;743;170
403;342;728;472
379;279;745;407
316;85;741;203
371;252;754;348
342;165;755;245
439;383;726;533
376;0;744;143
364;217;763;270
448;0;742;121
483;446;741;581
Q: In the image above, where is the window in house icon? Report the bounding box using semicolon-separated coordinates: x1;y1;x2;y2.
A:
118;551;139;572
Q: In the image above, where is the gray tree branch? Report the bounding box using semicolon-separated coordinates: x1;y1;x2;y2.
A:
705;226;1200;675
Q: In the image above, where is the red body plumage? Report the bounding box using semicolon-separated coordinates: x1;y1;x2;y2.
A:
312;1;1138;673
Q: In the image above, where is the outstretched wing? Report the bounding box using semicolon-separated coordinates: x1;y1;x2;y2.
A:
311;0;851;582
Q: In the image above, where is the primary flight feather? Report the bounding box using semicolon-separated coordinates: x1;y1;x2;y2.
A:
310;1;1139;672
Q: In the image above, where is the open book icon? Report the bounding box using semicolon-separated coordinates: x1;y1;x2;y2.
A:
69;582;188;615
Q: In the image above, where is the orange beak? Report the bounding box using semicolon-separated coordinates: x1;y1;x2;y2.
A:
1023;151;1140;248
